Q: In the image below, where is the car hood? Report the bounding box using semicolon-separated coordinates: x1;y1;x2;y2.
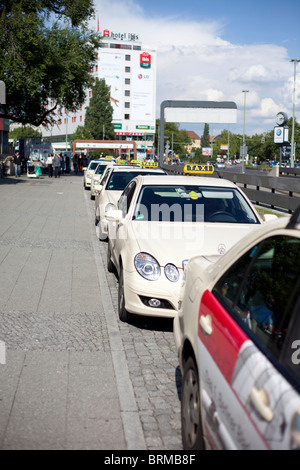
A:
130;221;259;267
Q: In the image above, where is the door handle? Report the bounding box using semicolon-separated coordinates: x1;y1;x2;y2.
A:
199;314;213;336
250;387;274;422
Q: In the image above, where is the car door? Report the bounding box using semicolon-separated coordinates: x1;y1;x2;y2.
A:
109;180;137;270
197;234;300;450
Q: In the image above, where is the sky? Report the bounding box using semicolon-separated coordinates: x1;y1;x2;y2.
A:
90;0;300;138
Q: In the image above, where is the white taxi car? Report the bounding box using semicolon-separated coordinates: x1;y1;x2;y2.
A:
83;159;101;190
94;165;167;240
174;208;300;450
90;161;114;199
106;173;268;323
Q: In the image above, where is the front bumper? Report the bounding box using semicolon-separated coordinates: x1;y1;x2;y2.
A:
123;268;182;318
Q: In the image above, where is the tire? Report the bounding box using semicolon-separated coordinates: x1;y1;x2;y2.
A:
118;268;130;322
107;242;115;273
181;356;205;450
98;222;108;242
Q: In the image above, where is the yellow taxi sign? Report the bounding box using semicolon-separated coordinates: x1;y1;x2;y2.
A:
141;162;158;168
184;164;214;174
129;160;142;166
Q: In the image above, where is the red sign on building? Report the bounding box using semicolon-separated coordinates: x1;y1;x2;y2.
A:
140;52;151;68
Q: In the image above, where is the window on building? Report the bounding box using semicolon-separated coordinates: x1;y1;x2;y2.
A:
125;78;130;85
125;66;131;73
125;55;131;61
124;114;130;120
125;102;130;108
125;90;130;97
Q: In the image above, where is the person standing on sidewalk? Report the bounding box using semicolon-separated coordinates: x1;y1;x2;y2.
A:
14;150;22;177
53;153;61;178
46;153;53;178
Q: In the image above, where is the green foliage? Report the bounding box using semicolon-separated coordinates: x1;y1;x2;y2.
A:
201;123;210;148
0;0;99;126
85;78;116;140
72;125;93;141
9;126;42;139
156;120;192;158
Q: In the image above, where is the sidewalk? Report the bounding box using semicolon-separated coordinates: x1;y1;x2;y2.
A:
0;173;145;450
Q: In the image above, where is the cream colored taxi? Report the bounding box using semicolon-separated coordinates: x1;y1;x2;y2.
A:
174;208;300;450
83;159;101;190
90;161;114;199
106;170;268;323
94;164;167;240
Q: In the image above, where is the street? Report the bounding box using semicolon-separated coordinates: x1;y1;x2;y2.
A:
0;173;181;450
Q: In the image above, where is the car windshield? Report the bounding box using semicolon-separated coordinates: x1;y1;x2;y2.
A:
133;185;259;223
95;164;111;175
106;171;163;191
88;162;99;170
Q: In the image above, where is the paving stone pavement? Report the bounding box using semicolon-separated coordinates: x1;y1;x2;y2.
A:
0;172;182;450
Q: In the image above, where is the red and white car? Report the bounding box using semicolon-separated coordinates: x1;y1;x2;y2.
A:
174;208;300;450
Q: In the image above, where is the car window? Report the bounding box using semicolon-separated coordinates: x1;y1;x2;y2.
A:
106;171;162;191
88;162;99;170
213;235;300;385
101;168;113;187
95;164;110;175
133;185;259;223
118;181;136;217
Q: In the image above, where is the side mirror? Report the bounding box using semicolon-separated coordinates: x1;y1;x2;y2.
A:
105;209;123;223
95;184;103;193
263;213;278;223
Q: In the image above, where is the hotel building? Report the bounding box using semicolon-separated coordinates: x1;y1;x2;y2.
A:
41;29;157;158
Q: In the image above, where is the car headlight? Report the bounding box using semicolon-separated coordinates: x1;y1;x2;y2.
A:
134;253;161;281
164;264;179;282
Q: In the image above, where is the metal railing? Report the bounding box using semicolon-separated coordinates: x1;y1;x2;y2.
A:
162;164;300;213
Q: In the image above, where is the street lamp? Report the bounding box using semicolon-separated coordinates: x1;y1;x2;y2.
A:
290;59;300;168
242;90;249;173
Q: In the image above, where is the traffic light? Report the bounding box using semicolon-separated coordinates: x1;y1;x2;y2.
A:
261;137;265;144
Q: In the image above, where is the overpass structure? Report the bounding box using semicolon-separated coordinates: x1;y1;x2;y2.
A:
72;140;137;160
159;100;238;165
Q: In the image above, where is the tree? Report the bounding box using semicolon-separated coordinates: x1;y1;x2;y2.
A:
72;125;93;141
85;78;116;140
201;123;210;148
9;126;42;139
155;120;192;158
0;0;99;127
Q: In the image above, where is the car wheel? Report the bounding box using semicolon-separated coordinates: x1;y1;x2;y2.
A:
95;206;100;226
107;242;115;273
181;356;205;450
118;268;130;322
98;222;108;241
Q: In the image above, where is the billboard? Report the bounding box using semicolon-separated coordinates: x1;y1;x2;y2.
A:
131;69;154;122
98;52;123;120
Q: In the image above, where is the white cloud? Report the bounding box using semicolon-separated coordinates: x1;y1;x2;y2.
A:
92;0;298;135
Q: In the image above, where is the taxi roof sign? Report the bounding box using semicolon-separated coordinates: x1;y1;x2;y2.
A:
184;164;214;174
141;162;158;168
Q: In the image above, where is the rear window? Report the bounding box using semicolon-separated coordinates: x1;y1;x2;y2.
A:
88;162;99;170
106;171;163;191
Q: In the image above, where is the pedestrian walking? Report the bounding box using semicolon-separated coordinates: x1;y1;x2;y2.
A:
65;154;70;174
46;153;53;178
73;153;79;174
13;150;22;177
53;153;61;178
60;153;65;175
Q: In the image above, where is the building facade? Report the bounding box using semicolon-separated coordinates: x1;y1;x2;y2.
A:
41;29;157;158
